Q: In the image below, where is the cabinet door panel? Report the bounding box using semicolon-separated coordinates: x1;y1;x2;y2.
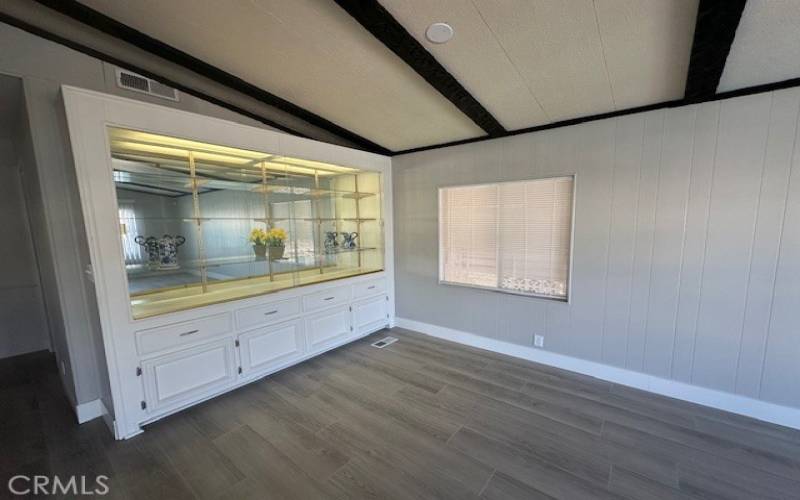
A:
305;305;353;352
239;319;305;375
353;295;389;335
141;338;236;412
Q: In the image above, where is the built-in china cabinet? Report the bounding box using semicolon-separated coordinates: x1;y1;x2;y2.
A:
63;86;394;439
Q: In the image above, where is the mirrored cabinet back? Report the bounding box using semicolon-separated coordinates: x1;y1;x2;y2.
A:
109;127;384;319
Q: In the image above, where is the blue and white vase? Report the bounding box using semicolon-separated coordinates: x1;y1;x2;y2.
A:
324;232;339;253
156;234;186;270
342;232;358;249
134;235;160;270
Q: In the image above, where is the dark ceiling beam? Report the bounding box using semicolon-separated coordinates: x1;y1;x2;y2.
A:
333;0;506;137
33;0;392;155
396;75;800;156
684;0;748;99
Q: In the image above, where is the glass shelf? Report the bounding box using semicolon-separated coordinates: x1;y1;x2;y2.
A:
110;126;384;319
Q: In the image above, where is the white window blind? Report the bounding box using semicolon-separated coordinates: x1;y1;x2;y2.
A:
439;176;574;300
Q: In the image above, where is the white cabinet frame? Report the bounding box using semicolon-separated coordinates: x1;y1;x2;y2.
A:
62;86;394;439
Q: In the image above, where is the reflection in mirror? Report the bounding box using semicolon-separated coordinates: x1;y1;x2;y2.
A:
109;127;384;319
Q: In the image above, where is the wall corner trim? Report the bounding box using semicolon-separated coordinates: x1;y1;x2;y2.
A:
75;398;106;424
394;317;800;431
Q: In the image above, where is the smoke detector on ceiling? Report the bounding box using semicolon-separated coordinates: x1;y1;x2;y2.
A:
426;22;454;44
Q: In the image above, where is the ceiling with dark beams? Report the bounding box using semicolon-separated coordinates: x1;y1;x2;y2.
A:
6;0;800;155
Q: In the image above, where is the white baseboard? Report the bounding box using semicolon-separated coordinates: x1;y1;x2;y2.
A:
395;317;800;431
75;398;106;424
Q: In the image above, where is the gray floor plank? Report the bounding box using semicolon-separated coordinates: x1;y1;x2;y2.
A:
4;329;800;500
341;346;447;394
603;420;800;498
692;414;800;461
319;421;481;500
431;368;606;435
394;384;476;424
523;379;697;430
312;384;494;493
448;426;621;500
213;425;334;500
480;471;557;500
608;466;692;500
145;416;245;500
239;408;350;481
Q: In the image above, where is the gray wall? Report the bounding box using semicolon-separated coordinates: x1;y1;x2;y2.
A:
394;88;800;410
0;101;50;358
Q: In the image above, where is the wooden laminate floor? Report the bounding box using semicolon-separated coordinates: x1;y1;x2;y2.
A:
3;328;800;499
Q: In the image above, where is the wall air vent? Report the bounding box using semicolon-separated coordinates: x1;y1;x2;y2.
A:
115;69;179;101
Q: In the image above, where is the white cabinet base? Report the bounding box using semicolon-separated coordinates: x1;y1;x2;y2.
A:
135;296;390;431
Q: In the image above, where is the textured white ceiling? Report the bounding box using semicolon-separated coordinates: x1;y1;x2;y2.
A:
77;0;701;151
379;0;549;130
380;0;698;129
79;0;485;151
719;0;800;92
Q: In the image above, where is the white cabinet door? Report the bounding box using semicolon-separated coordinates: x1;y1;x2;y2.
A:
353;295;389;335
141;338;237;413
305;305;353;353
239;319;305;376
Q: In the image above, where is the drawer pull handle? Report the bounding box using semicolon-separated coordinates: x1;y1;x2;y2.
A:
324;296;335;301
179;329;199;337
367;285;376;290
264;310;278;316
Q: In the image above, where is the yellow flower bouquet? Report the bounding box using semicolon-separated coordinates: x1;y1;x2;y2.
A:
248;228;268;246
249;227;288;260
249;227;287;247
266;228;287;247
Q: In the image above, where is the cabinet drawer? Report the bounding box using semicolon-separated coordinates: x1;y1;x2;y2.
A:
239;319;305;375
236;298;301;330
303;285;351;312
141;338;237;413
305;305;353;353
353;295;389;335
353;278;387;299
136;313;233;356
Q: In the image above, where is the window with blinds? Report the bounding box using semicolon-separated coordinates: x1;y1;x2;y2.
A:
438;176;574;300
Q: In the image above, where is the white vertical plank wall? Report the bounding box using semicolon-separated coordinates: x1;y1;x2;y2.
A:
393;87;800;412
